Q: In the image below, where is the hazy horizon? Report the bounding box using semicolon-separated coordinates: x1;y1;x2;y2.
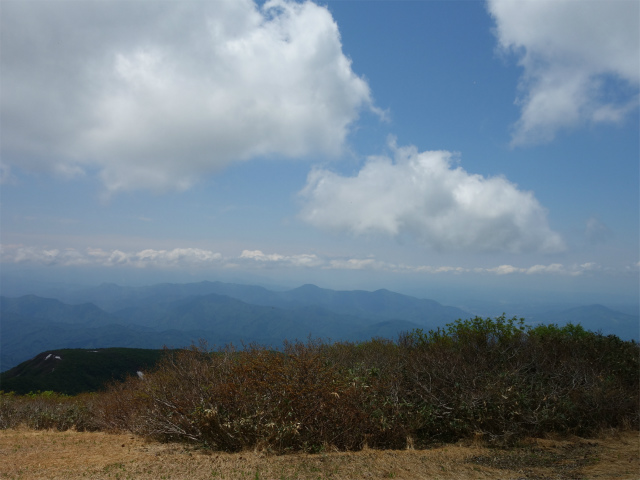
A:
2;266;638;316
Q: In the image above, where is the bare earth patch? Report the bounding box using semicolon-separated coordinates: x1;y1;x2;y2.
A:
0;428;637;480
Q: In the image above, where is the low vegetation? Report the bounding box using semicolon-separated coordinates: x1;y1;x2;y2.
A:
1;316;638;454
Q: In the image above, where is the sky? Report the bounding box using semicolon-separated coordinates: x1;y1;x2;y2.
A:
1;0;638;306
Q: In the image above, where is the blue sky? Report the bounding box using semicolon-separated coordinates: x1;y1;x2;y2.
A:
1;0;638;306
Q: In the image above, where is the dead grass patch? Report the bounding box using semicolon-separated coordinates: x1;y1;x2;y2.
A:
1;428;637;480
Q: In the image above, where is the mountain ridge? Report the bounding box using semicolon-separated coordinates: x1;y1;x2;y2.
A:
2;280;637;372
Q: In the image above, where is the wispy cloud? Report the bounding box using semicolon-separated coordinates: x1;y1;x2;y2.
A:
1;244;618;277
299;141;564;253
585;217;612;245
1;0;373;194
488;0;639;145
6;246;225;269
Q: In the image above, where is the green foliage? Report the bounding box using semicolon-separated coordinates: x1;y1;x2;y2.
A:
405;314;528;348
528;322;589;339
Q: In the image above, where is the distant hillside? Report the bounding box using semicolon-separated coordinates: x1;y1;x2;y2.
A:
60;280;470;326
0;312;198;371
0;295;118;326
2;281;636;373
0;348;167;395
1;288;437;371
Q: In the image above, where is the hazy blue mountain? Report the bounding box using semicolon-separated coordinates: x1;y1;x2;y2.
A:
278;284;467;326
1;288;435;372
59;281;470;327
0;295;119;327
113;293;391;342
3;281;636;373
0;310;201;372
61;281;278;313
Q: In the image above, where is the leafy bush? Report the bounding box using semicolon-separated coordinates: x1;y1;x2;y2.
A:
400;317;639;444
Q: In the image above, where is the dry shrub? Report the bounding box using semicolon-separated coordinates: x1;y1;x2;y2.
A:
119;340;405;452
3;316;638;453
91;375;149;433
0;391;97;431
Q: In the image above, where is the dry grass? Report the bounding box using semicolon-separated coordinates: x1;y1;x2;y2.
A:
0;428;637;480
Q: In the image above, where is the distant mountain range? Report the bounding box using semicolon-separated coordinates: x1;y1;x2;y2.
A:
1;280;637;372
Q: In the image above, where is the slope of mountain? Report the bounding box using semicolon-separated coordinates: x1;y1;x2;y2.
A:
115;293;369;333
0;348;167;395
0;310;200;372
62;281;470;327
280;284;467;325
0;295;119;326
62;281;278;313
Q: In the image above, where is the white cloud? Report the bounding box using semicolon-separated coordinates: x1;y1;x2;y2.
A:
2;246;223;269
1;0;373;193
525;263;565;275
240;249;324;268
479;263;598;276
488;265;522;275
0;244;618;278
299;142;565;253
2;246;89;267
328;258;382;270
488;0;639;145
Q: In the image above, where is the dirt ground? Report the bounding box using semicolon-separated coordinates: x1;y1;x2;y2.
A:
0;428;637;480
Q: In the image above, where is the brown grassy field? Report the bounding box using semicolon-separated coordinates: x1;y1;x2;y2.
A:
0;428;637;480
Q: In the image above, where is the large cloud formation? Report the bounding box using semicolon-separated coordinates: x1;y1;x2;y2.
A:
488;0;639;145
299;143;565;253
0;0;372;192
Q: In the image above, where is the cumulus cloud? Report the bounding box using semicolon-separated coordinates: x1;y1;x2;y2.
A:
0;0;373;193
6;246;89;267
487;0;639;145
299;142;565;253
